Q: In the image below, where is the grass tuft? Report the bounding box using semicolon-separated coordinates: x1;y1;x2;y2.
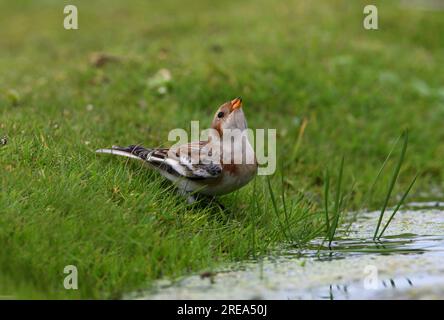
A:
377;173;418;239
321;156;345;248
373;131;412;240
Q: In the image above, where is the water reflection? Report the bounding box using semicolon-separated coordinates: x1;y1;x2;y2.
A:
301;233;444;260
136;205;444;300
324;277;415;300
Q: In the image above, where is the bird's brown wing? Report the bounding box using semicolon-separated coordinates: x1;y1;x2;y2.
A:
110;143;222;180
165;141;222;179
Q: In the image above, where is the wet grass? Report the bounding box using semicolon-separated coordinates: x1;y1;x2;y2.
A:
378;173;418;239
1;0;444;298
374;132;418;239
373;132;410;239
322;132;418;246
321;156;345;248
320;131;418;253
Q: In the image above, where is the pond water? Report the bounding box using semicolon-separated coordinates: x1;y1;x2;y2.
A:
136;202;444;300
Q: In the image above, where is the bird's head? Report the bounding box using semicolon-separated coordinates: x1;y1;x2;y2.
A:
211;97;247;136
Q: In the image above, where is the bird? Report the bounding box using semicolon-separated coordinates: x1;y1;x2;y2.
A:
96;97;257;203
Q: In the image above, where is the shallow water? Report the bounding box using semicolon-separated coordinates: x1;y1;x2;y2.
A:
137;202;444;300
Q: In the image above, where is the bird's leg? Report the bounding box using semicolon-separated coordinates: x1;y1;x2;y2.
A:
176;188;197;204
208;196;226;211
215;199;226;211
177;188;226;211
186;194;197;204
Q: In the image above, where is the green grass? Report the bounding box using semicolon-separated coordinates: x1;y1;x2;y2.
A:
324;156;345;248
1;0;444;298
322;132;418;246
373;131;410;239
374;131;419;240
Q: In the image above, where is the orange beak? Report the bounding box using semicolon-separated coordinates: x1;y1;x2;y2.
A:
230;97;242;111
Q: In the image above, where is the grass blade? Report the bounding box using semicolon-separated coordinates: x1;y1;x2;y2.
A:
373;131;409;240
266;176;289;241
324;168;330;234
289;118;308;164
250;177;257;258
280;165;291;235
328;156;345;246
378;173;418;239
366;134;402;207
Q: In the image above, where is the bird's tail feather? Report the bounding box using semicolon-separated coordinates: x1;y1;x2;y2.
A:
95;145;151;160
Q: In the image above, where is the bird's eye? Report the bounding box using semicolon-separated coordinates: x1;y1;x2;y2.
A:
217;111;224;118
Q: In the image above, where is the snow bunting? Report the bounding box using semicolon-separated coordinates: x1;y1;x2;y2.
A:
96;97;257;202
